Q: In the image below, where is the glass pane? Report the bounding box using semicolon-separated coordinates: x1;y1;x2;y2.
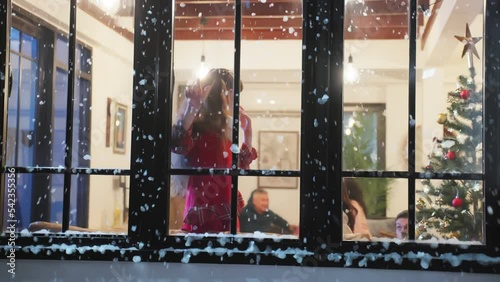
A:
10;27;20;52
53;68;68;167
168;175;300;238
238;176;299;238
168;174;235;234
172;0;236;170
55;35;69;64
416;1;483;174
416;179;484;244
342;177;408;242
72;77;91;167
75;1;134;169
21;32;38;59
2;173;63;233
6;56;37;167
343;1;409;172
6;54;20;167
343;105;385;171
72;175;127;234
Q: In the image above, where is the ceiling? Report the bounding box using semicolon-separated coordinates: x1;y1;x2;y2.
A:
106;0;430;40
172;0;429;40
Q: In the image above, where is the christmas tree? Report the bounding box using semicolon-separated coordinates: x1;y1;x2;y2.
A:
415;24;484;243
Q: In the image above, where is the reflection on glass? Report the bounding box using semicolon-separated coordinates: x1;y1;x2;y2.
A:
342;177;408;241
416;179;484;244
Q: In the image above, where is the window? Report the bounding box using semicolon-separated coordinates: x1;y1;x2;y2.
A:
1;0;500;274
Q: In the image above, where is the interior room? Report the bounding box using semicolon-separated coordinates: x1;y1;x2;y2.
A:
4;0;485;244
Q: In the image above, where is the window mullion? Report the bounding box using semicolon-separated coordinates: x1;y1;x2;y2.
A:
484;0;500;248
0;0;10;232
230;0;242;235
129;0;173;244
62;0;78;232
300;0;343;249
407;0;418;241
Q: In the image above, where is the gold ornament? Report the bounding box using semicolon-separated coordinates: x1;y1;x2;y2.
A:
437;113;447;124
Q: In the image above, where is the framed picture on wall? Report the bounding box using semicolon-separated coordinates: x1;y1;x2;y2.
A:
258;131;299;189
113;103;127;154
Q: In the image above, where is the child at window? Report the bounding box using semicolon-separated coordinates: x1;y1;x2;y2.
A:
171;68;257;233
342;178;372;238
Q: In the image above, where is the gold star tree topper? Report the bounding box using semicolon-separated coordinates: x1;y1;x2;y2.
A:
454;23;482;70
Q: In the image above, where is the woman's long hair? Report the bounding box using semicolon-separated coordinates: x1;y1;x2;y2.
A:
342;178;368;231
193;68;243;139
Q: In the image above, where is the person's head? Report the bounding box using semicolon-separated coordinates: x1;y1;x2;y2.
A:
194;68;244;137
342;178;369;230
248;188;269;215
395;210;408;240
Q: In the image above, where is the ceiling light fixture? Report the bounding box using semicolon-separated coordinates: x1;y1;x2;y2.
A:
196;17;209;80
93;0;121;15
344;45;359;84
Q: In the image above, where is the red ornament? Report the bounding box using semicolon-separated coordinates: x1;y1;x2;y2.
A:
452;197;463;208
446;151;456;160
425;164;433;171
460;89;470;99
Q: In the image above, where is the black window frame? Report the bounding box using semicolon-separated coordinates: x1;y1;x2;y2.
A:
0;0;499;273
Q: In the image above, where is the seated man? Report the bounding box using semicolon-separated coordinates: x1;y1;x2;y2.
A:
395;210;408;240
240;188;295;234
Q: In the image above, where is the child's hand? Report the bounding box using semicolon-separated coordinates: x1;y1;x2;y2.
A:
240;106;253;148
239;106;252;133
185;80;212;109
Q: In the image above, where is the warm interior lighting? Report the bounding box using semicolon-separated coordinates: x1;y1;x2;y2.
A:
196;54;209;79
195;17;209;80
344;54;359;84
93;0;121;15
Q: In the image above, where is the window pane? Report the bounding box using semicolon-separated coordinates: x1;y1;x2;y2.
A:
172;0;236;170
168;174;236;234
53;68;68;167
6;54;20;167
10;27;20;53
343;105;385;171
343;1;409;172
168;175;300;238
72;175;127;234
6;56;37;167
342;177;408;242
56;35;69;64
238;176;299;238
416;179;484;244
75;1;134;169
416;1;483;174
21;32;38;59
2;173;63;233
